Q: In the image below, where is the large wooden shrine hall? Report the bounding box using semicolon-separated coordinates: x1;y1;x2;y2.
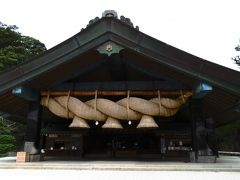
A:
0;10;239;163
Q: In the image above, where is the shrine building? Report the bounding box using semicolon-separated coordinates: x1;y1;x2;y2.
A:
0;10;239;162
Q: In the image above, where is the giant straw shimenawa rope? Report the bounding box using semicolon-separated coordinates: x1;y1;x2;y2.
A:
40;92;192;128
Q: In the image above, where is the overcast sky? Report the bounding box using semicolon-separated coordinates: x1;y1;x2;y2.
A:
1;0;240;71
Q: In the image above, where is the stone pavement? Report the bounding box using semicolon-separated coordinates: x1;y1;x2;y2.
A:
0;169;240;180
0;155;240;172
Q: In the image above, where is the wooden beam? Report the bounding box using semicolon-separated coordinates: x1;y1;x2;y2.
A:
53;81;190;91
41;90;193;97
107;54;126;81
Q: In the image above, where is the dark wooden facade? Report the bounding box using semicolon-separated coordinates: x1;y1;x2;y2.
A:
0;11;239;162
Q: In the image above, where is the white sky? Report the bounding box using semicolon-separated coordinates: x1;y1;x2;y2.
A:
1;0;240;71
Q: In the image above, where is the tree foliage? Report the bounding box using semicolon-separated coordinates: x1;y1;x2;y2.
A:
216;121;240;151
0;22;46;70
232;42;240;67
0;119;16;156
0;22;46;155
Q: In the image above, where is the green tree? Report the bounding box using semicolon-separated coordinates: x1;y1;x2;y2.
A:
232;42;240;67
216;121;240;151
0;119;16;157
0;22;46;70
0;22;46;155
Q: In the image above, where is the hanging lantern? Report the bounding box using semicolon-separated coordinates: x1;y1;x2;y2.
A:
69;116;90;128
102;117;123;129
137;115;159;128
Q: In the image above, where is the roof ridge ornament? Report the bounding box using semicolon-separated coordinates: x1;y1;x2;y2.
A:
120;15;139;30
86;17;100;28
82;10;139;31
102;10;118;18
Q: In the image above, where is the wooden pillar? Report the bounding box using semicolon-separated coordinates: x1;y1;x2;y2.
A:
190;98;205;162
24;101;42;160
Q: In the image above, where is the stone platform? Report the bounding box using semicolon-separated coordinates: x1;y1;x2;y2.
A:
0;156;240;172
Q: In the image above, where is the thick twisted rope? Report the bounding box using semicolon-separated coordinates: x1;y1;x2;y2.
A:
40;92;192;122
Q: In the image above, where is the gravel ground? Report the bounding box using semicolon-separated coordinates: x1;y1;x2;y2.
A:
0;169;239;180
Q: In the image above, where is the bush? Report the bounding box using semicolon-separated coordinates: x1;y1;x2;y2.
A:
0;144;15;154
0;120;16;156
0;135;16;143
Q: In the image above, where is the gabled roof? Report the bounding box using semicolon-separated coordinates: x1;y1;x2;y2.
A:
0;16;239;95
0;12;239;126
